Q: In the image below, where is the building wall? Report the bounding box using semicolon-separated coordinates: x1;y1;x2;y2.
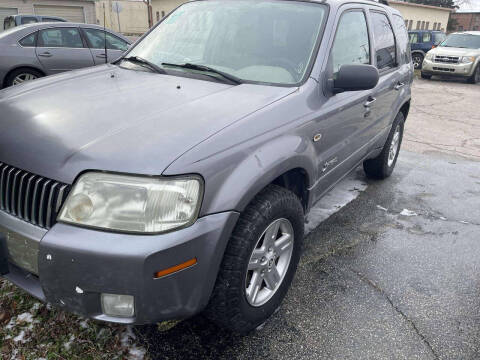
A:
389;1;451;32
151;0;184;23
450;12;480;32
0;0;95;26
96;0;149;35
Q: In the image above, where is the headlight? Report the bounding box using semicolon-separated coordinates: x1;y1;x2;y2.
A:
425;53;434;60
58;172;203;233
461;56;475;64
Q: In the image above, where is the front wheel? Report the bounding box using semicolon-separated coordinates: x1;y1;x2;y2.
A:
204;185;304;333
363;112;404;179
467;64;480;84
412;53;424;70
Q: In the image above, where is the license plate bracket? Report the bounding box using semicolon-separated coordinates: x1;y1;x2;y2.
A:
0;232;9;275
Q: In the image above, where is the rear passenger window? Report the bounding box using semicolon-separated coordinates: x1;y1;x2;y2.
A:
38;28;84;48
370;12;396;71
392;14;410;64
422;32;431;42
330;11;370;74
19;32;37;47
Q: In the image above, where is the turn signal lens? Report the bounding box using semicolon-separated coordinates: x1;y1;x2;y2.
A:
154;258;197;279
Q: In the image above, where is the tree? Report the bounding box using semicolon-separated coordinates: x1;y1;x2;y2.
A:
405;0;456;8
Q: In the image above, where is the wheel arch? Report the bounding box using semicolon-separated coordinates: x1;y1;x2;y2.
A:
3;66;46;88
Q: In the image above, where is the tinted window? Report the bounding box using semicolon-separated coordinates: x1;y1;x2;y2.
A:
38;28;83;48
83;28;129;51
433;32;446;44
422;32;431;42
330;11;370;74
19;32;36;47
370;12;396;70
393;14;410;64
439;33;480;49
21;17;38;25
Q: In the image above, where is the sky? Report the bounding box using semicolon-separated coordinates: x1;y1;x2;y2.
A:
458;0;480;11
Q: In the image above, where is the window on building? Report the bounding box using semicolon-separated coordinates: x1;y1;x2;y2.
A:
405;19;408;27
425;21;429;30
458;25;464;31
437;23;442;30
156;11;160;22
422;32;431;42
433;22;437;30
330;11;370;74
370;11;396;70
474;26;479;31
416;20;421;29
161;11;165;18
421;21;425;30
408;20;413;30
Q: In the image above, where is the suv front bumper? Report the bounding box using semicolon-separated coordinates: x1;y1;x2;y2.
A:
422;59;475;78
1;210;239;324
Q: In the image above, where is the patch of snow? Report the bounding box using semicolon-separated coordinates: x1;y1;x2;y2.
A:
121;326;146;360
400;209;418;217
376;205;388;211
305;172;367;234
16;312;34;324
13;330;26;343
64;334;75;350
128;347;146;360
79;319;89;329
30;303;41;312
75;286;84;294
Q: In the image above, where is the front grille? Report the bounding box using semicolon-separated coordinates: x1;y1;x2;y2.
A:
434;55;459;64
0;163;70;229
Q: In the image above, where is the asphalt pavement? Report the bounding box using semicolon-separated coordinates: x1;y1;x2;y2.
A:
134;78;480;360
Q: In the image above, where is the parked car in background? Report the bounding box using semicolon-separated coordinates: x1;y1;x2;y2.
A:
0;0;412;333
0;23;130;88
3;15;66;31
409;30;446;69
421;31;480;84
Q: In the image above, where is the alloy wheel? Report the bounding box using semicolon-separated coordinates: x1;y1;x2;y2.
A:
388;125;401;167
245;218;294;307
12;73;38;85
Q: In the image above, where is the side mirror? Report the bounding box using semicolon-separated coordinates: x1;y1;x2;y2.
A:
332;64;379;94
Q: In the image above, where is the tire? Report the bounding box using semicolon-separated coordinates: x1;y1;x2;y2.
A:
5;68;43;87
363;112;404;179
204;185;304;333
421;72;432;80
412;53;424;70
467;64;480;84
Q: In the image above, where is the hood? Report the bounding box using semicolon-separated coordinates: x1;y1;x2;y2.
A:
429;46;480;57
0;65;295;183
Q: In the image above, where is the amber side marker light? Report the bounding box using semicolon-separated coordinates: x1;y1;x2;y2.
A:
154;258;197;279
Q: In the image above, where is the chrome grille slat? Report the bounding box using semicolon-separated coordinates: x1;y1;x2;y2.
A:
434;55;459;64
0;163;70;229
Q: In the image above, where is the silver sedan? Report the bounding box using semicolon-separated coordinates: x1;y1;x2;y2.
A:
0;22;131;88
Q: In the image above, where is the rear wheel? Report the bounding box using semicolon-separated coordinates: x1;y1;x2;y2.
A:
412;53;424;70
6;68;43;87
204;185;304;333
363;112;404;179
421;72;432;80
467;64;480;84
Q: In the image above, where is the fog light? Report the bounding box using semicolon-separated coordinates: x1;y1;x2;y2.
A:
101;293;135;317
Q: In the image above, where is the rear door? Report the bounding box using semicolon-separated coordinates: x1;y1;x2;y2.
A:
366;9;403;137
81;27;129;64
35;27;95;74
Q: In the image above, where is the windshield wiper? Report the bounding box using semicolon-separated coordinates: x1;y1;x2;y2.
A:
122;56;166;74
162;62;242;84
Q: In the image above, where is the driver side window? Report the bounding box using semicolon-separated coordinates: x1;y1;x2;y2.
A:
331;11;370;75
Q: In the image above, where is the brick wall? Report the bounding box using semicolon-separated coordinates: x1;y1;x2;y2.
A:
450;13;480;32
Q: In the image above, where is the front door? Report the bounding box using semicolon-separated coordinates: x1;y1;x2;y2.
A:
81;28;129;65
311;7;375;201
35;27;95;74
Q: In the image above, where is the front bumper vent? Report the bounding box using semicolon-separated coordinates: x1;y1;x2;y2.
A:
0;163;70;229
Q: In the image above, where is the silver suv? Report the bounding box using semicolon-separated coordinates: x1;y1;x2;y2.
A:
0;0;413;333
421;31;480;84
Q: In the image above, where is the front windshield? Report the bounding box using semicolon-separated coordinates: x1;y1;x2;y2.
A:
127;0;327;85
439;33;480;49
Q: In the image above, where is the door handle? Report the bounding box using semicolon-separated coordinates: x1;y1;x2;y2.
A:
38;52;52;58
394;82;405;90
364;97;376;108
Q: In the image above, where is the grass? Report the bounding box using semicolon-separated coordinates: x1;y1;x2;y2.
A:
0;278;146;360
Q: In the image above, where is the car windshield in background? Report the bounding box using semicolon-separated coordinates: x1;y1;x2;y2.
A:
439;34;480;49
433;32;446;44
126;0;327;85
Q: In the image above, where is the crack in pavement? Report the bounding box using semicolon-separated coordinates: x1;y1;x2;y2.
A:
351;269;440;360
